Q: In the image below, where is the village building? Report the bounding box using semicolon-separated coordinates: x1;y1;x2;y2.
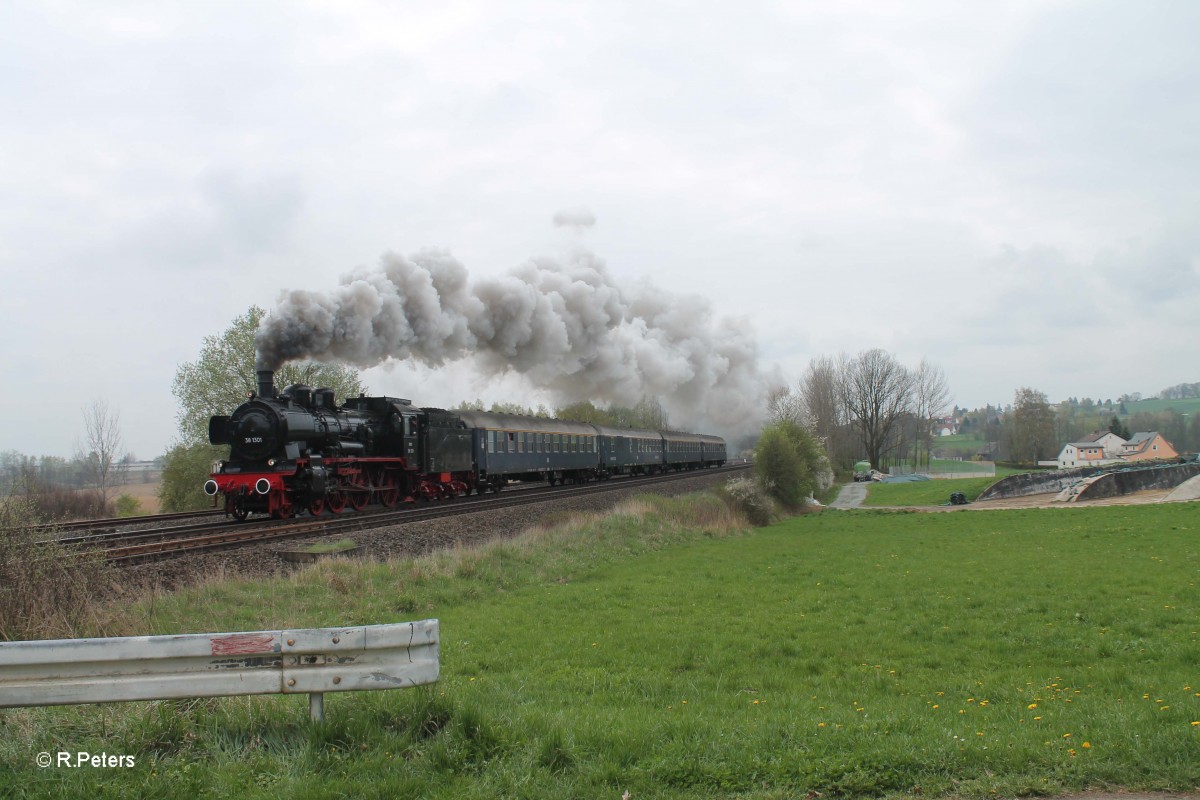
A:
1119;431;1178;461
1055;430;1177;468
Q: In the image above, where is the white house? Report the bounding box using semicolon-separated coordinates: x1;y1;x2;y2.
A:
1056;431;1127;469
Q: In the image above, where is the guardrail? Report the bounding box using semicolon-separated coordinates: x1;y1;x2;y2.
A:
0;620;439;721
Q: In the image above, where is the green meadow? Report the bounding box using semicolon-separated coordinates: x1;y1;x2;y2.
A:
861;475;1001;507
3;495;1199;799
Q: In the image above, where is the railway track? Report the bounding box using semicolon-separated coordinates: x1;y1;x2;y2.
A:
32;508;225;534
93;464;749;564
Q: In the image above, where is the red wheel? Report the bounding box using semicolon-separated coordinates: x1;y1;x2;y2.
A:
349;490;369;511
377;476;399;508
327;492;347;514
273;503;292;520
308;496;326;516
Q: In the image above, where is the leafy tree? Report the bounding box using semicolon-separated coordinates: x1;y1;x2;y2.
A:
158;442;225;512
171;306;366;446
755;426;805;507
754;421;832;508
1003;387;1057;463
1108;415;1131;440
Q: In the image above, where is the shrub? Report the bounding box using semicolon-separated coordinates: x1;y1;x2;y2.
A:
0;494;117;640
13;470;111;521
719;476;776;526
159;442;225;512
754;421;833;509
115;493;142;517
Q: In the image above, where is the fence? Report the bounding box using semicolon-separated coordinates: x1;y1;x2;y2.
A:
0;620;439;721
889;460;996;479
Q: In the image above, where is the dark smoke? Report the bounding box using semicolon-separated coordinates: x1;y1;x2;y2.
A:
255;216;774;434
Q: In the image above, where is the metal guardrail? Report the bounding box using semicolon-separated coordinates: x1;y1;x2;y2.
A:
0;620;439;721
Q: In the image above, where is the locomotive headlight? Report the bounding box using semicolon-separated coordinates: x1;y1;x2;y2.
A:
267;458;276;467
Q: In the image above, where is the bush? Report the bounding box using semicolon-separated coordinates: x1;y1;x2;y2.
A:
0;494;117;640
115;493;142;517
754;421;832;509
159;442;225;512
13;470;111;521
719;476;776;526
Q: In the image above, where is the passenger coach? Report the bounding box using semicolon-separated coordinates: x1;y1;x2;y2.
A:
455;411;598;491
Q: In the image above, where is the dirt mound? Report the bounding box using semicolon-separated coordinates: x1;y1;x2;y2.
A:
1164;474;1200;502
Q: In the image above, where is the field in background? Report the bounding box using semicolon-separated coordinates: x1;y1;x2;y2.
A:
862;475;1000;507
3;497;1199;798
114;480;163;515
1126;396;1200;416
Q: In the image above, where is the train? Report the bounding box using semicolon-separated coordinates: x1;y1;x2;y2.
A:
204;370;727;520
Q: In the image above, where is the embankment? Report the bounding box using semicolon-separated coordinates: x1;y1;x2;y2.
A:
1075;462;1200;501
976;466;1106;500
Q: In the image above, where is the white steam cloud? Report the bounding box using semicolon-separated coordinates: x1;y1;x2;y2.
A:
256;216;773;436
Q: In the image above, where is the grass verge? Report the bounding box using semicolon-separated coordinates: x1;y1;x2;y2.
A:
2;495;1198;798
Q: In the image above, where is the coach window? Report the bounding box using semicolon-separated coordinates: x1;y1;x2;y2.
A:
487;430;495;453
508;432;515;453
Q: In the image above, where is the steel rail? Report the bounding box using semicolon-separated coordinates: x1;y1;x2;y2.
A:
107;464;749;564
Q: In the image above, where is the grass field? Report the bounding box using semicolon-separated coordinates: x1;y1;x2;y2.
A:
3;495;1199;798
862;475;1001;507
1127;397;1200;417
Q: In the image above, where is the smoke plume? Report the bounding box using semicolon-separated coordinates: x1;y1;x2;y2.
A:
256;216;773;435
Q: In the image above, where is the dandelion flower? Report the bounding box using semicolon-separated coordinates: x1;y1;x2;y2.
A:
1082;742;1091;749
1028;703;1038;709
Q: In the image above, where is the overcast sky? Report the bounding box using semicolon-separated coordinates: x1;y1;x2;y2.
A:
2;0;1197;459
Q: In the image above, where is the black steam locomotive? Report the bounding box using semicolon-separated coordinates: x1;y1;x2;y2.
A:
205;370;726;519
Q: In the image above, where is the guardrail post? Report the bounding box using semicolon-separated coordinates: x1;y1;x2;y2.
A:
310;692;325;722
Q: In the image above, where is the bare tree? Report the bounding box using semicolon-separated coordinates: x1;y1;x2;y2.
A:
839;349;916;471
912;358;951;469
799;355;851;468
78;399;124;504
766;383;805;426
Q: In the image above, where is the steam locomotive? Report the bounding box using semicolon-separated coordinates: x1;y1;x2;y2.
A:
205;370;726;520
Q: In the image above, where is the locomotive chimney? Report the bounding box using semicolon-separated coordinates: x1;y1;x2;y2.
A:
256;369;276;399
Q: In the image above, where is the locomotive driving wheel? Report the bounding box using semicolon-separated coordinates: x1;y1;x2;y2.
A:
376;474;399;508
227;497;249;522
308;496;326;516
348;488;369;511
327;491;347;514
